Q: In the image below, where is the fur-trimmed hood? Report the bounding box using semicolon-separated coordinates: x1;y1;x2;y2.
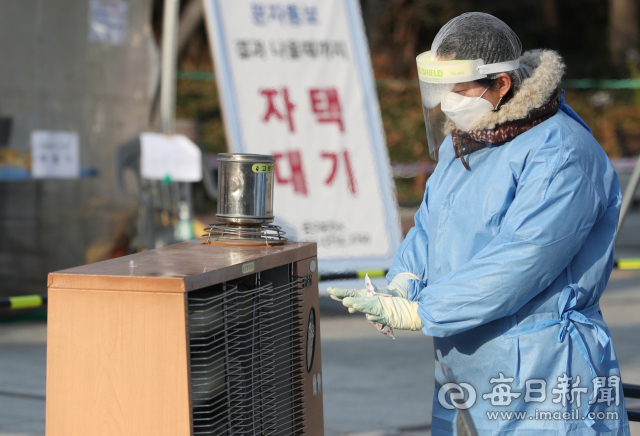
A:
445;50;566;133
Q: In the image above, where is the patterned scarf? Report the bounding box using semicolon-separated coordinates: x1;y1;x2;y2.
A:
451;90;560;170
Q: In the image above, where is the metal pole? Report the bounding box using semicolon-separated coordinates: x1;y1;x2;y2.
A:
618;155;640;236
160;0;180;134
160;0;196;239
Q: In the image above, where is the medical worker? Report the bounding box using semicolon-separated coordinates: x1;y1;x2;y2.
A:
328;12;630;436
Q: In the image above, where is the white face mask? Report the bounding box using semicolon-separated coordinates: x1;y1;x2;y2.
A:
441;87;496;131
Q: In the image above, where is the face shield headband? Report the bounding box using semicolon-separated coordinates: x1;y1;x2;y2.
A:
416;51;520;160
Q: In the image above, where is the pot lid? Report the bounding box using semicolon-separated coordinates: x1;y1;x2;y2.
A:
217;153;275;162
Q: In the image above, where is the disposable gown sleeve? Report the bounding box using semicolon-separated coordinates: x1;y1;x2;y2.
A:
417;148;606;337
387;181;429;301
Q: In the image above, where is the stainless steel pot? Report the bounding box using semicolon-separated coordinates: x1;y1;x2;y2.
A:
217;153;275;224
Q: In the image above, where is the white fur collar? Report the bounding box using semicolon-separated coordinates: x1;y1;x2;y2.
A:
445;50;565;132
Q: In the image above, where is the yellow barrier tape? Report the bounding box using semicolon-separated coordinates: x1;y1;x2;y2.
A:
617;259;640;270
10;295;43;309
192;218;207;238
356;269;387;279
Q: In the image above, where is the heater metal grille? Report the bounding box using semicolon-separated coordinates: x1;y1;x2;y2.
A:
188;265;308;435
203;223;287;246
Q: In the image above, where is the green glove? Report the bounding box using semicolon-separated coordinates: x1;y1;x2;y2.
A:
342;295;423;331
327;272;421;308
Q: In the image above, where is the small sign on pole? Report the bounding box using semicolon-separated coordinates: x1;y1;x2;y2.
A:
31;130;80;179
140;133;202;183
88;0;128;46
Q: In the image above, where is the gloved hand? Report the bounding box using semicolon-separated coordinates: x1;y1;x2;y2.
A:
326;272;421;310
342;295;423;331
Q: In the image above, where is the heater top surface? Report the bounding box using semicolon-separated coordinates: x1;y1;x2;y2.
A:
48;239;316;293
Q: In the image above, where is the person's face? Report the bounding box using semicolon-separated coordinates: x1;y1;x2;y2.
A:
449;73;512;108
451;81;489;97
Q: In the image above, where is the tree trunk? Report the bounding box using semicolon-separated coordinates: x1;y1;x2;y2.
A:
541;0;558;30
609;0;639;66
360;0;388;51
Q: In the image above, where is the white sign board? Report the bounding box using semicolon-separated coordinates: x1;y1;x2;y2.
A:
31;130;80;179
204;0;401;273
140;133;203;183
88;0;128;46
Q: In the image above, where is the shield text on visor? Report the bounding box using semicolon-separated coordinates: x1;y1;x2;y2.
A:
416;51;519;160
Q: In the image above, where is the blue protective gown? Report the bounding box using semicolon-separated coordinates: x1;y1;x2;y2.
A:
388;91;630;435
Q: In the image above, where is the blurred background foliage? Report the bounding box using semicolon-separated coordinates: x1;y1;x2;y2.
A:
168;0;640;206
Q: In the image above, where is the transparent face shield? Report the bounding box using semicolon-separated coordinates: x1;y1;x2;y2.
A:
419;81;453;161
416;51;519;160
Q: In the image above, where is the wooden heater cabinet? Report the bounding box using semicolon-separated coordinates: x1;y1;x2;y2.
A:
45;240;323;436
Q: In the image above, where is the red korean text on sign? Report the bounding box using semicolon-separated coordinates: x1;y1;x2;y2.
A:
274;150;308;196
259;88;296;132
309;88;344;132
321;150;357;195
